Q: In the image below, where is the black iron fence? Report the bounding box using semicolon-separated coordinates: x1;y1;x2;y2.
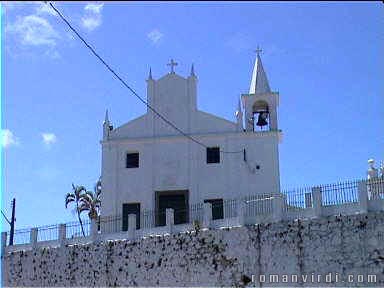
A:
37;224;59;242
4;177;384;247
12;228;30;246
282;186;313;210
321;180;359;206
367;178;384;200
66;220;91;239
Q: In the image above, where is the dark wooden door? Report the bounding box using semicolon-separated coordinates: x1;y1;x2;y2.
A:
156;191;188;226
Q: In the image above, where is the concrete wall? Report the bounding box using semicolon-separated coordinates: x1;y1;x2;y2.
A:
4;212;384;287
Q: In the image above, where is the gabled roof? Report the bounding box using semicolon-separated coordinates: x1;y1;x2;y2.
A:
156;72;187;82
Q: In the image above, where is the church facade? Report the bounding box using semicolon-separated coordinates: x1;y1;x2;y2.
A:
100;54;282;228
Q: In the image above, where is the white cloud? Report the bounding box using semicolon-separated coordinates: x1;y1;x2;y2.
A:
35;2;57;17
6;14;59;47
1;129;19;148
4;3;65;58
81;16;102;31
147;29;163;45
41;133;57;146
3;1;57;16
84;3;104;14
81;3;104;32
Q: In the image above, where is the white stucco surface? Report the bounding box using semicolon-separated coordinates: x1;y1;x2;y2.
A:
101;61;281;219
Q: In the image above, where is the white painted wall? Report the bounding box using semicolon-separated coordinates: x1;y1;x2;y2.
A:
100;71;281;218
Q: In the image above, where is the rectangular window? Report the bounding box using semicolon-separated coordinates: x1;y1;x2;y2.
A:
122;203;140;230
204;199;224;220
126;152;139;168
206;147;220;164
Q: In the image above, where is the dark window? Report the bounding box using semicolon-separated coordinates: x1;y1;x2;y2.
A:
122;203;140;230
204;199;224;220
206;147;220;164
126;152;139;168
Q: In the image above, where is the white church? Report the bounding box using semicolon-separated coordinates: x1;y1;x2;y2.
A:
100;52;282;229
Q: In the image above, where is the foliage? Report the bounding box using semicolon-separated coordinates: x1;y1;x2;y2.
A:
78;180;102;220
65;179;102;236
65;184;87;236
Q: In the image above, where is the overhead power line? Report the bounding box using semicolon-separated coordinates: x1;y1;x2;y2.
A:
48;2;243;154
1;210;11;225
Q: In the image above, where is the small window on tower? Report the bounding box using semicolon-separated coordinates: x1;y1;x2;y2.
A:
126;152;139;168
206;147;220;164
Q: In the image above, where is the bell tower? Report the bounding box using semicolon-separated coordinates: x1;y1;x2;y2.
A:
241;48;279;132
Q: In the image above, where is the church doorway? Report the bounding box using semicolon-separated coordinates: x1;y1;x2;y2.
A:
122;203;140;230
155;190;189;226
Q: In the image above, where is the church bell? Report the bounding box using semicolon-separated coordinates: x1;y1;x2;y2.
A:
256;111;269;127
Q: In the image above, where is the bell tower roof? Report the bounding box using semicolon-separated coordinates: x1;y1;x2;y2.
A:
104;109;109;124
249;48;271;94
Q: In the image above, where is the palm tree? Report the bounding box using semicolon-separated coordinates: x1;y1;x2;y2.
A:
78;181;101;221
65;184;87;237
78;181;102;236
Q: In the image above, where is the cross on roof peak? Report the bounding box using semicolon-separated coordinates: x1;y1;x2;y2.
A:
255;46;263;57
167;59;178;74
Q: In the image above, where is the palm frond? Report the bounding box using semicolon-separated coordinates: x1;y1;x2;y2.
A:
68;181;102;220
65;193;75;201
74;186;86;198
95;179;102;193
79;193;92;205
65;193;75;208
78;204;89;214
95;189;101;199
84;191;94;199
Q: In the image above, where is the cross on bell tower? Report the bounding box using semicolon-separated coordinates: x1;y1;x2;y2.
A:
167;59;178;74
241;48;280;132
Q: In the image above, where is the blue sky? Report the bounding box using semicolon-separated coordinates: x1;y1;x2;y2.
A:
1;2;383;230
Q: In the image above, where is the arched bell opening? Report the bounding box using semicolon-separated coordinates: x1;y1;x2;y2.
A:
252;100;270;131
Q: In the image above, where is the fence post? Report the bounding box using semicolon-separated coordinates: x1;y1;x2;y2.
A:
358;180;368;213
203;202;212;228
166;208;174;234
1;232;7;287
272;195;284;222
91;218;98;242
304;193;313;208
128;214;136;240
1;232;7;256
312;186;322;218
238;200;246;226
59;224;66;246
30;228;38;248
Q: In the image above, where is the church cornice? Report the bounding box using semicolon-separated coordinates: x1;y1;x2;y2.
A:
100;130;282;146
